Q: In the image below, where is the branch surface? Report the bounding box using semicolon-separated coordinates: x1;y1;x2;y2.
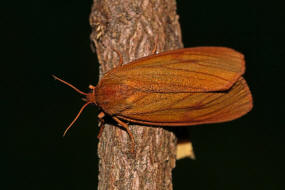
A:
89;0;183;189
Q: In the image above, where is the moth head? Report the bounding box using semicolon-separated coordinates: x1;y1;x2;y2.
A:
82;85;97;105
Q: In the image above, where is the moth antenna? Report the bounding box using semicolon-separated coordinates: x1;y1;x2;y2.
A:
62;102;91;137
52;75;88;96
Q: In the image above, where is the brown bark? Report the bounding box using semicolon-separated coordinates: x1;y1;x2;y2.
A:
89;0;183;189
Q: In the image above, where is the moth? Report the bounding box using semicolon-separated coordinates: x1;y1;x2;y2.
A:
54;47;253;151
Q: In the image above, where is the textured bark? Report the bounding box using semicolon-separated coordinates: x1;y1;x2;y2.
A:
89;0;183;189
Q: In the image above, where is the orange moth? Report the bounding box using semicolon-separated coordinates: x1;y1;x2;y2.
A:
54;47;253;151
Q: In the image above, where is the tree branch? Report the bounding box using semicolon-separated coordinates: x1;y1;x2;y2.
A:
89;0;183;189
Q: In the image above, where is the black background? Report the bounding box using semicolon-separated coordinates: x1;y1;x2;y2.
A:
2;0;284;189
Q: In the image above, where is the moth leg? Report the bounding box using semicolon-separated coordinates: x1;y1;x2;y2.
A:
97;121;105;139
111;48;123;67
151;35;159;54
97;112;105;139
112;116;135;153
